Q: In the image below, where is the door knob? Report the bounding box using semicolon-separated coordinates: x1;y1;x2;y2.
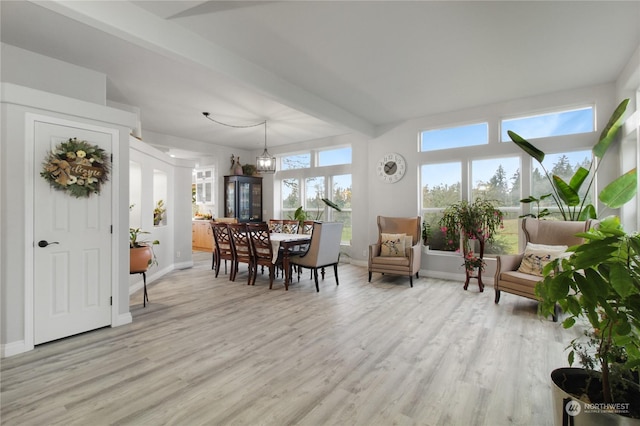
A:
38;240;59;248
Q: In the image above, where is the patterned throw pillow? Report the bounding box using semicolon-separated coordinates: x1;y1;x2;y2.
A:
517;243;569;276
380;233;406;257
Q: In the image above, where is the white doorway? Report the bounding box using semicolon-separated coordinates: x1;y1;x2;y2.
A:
31;119;114;345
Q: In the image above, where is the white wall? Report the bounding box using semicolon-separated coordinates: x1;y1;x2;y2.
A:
128;137;194;295
1;43;106;105
0;83;136;355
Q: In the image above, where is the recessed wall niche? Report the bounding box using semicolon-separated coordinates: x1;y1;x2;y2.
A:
129;161;142;229
153;169;167;227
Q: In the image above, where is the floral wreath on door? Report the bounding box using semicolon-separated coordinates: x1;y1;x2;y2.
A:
40;138;110;198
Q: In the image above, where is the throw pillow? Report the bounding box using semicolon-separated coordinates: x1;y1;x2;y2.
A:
404;235;413;256
380;233;406;257
518;242;569;276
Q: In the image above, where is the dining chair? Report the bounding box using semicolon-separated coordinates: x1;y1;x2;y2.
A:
247;222;282;288
268;219;283;233
211;222;233;278
228;222;254;284
289;221;343;292
282;219;299;234
301;220;314;235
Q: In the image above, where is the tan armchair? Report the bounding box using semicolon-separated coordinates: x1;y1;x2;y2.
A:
368;216;422;287
494;218;594;319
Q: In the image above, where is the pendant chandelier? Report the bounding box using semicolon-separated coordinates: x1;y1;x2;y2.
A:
202;112;276;173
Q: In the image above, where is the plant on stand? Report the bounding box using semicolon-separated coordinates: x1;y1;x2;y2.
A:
153;199;166;226
439;198;504;292
129;227;160;271
537;216;640;421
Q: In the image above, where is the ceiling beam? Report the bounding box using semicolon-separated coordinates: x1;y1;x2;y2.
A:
36;0;376;137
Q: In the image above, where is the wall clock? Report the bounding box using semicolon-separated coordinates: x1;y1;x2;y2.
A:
377;153;406;183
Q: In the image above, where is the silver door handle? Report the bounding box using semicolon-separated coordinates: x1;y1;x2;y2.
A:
38;240;59;248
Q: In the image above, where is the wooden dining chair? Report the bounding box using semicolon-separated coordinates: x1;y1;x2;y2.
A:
247;223;282;288
282;219;299;234
211;222;233;278
228;223;254;284
268;219;283;233
301;220;314;235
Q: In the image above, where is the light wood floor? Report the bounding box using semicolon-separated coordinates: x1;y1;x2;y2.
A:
1;253;576;425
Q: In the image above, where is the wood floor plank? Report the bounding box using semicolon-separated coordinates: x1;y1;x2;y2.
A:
1;252;577;425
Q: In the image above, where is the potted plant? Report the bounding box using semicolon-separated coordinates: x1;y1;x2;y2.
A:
129;227;159;273
439;197;504;291
153;199;166;226
421;221;432;246
508;98;637;221
537;215;640;423
290;198;342;227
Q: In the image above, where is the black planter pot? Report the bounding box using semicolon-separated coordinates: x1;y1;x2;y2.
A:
551;368;640;425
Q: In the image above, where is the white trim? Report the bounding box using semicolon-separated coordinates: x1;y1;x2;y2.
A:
24;113;121;351
1;340;28;358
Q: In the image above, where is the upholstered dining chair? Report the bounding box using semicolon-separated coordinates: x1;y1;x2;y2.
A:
227;222;254;284
301;220;314;235
211;222;233;278
494;218;595;320
368;216;421;287
289;221;343;292
247;222;282;288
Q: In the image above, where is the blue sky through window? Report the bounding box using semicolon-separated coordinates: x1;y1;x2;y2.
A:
501;107;593;141
421;123;488;151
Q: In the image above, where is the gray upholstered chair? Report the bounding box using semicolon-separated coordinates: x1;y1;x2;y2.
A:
368;216;422;287
494;218;595;320
289;222;343;292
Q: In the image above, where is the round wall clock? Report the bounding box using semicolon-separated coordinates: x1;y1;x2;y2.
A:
377;152;406;183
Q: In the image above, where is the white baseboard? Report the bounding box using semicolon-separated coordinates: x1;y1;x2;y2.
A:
113;312;132;327
1;340;32;358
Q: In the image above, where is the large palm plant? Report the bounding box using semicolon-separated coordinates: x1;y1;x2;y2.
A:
508;98;636;220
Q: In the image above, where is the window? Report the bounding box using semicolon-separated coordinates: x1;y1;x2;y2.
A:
501;106;593;141
471;157;520;254
420;122;488;152
318;147;352;166
278;147;352;243
421;162;461;251
281;153;310;170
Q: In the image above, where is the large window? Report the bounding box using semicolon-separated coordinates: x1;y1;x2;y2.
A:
471;157;520;254
421;162;461;251
501;106;594;141
278;147;352;243
420;122;488;152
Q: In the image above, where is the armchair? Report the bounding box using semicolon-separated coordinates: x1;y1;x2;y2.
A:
494;218;594;319
368;216;422;287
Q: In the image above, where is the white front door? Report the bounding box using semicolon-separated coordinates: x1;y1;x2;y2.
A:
33;121;112;345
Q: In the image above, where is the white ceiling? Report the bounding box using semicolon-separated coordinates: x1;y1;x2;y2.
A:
2;1;639;158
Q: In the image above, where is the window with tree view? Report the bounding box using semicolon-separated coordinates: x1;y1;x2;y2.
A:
471;157;520;254
421;162;461;251
279;147;352;243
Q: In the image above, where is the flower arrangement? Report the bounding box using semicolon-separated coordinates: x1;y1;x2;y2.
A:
40;138;110;198
463;250;485;272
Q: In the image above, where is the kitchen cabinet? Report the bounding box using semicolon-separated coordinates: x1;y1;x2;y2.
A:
223;175;262;223
192;220;214;252
194;168;214;204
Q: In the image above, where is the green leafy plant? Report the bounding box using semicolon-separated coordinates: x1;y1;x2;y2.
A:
290;198;342;225
508;98;637;221
439;198;504;262
421;221;432;245
537;216;640;407
129;228;160;266
153;199;166;226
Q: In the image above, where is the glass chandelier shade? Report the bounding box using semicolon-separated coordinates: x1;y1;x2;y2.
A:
256;121;276;173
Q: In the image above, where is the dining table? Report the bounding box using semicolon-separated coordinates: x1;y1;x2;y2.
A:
269;232;311;290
